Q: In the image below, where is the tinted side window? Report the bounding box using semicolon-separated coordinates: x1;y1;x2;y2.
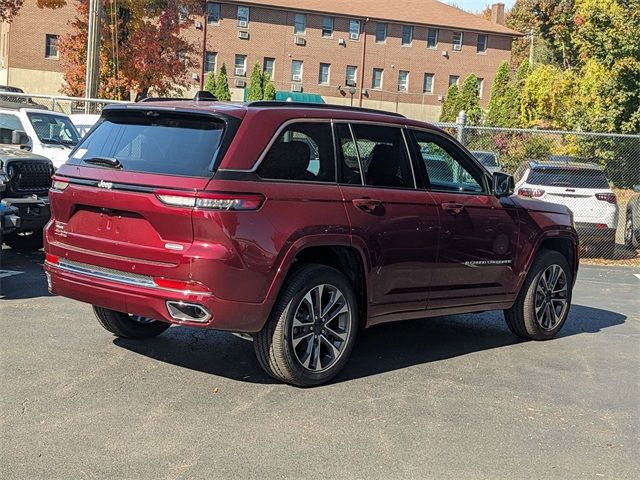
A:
335;123;363;185
412;130;486;193
258;122;335;183
351;124;415;189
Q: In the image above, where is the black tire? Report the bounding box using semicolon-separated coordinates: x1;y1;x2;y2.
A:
504;249;573;341
625;212;637;249
254;264;359;387
4;230;44;251
93;306;171;339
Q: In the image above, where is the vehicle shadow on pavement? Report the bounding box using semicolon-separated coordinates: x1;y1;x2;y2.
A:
113;304;626;386
0;249;51;300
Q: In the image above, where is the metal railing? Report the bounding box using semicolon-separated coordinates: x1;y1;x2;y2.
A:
0;92;129;114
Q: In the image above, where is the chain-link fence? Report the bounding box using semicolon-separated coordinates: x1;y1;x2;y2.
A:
0;92;129;114
435;113;640;264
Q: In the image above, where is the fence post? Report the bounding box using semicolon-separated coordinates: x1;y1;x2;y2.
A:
51;97;57;112
456;110;467;146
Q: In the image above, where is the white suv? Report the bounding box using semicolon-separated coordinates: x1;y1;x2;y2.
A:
514;159;618;255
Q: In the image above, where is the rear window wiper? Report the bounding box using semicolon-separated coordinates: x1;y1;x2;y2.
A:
82;156;123;169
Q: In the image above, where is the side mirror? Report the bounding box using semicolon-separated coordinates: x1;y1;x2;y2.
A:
493;171;515;197
11;130;29;146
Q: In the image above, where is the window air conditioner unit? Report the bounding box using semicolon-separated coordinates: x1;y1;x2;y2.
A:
338;38;346;46
438;95;444;102
238;30;249;39
294;36;306;46
349;33;359;40
235;68;246;77
453;44;462;51
291;84;303;92
238;20;248;28
235;79;246;88
292;74;302;82
195;21;203;30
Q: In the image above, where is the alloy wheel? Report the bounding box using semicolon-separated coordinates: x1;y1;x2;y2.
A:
534;264;569;331
129;314;156;324
290;284;352;372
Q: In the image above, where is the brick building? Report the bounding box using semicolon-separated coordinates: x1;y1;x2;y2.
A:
1;0;520;121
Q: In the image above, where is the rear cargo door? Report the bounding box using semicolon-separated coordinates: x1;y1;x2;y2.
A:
49;108;235;264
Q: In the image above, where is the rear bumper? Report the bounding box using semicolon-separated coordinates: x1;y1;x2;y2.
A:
575;222;616;244
44;261;274;333
1;197;50;233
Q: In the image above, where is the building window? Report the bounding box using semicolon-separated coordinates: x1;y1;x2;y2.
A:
477;34;487;53
375;22;387;43
319;63;330;85
477;77;484;97
427;28;439;48
452;31;463;51
345;65;357;87
349;19;360;40
263;57;275;79
45;34;59;59
235;54;247;76
207;3;220;24
322;16;334;37
423;73;434;94
292;60;303;82
402;25;413;46
294;13;306;34
237;6;249;27
372;68;383;90
448;75;460;87
204;51;217;73
398;70;409;92
178;5;189;22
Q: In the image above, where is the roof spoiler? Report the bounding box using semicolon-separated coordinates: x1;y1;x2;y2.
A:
138;91;218;103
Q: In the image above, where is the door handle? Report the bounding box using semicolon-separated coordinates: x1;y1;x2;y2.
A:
441;203;465;215
352;198;381;212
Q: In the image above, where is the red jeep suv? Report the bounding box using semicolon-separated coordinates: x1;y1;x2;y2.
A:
44;97;579;386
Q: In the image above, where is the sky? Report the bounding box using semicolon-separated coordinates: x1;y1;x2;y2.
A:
444;0;517;14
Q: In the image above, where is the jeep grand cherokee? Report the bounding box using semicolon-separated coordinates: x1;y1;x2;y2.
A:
44;97;579;387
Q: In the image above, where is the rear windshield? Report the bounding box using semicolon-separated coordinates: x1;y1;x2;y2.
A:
528;167;610;188
472;152;498;167
68;111;226;177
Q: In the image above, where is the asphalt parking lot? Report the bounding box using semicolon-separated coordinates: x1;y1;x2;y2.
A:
1;249;638;479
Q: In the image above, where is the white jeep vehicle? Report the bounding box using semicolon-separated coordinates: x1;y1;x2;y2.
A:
0;103;81;168
514;158;619;255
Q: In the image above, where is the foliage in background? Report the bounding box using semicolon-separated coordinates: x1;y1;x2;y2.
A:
0;0;23;22
439;84;461;123
247;63;264;101
486;61;520;128
520;64;576;129
458;75;482;125
215;64;231;101
204;71;216;95
262;72;276;100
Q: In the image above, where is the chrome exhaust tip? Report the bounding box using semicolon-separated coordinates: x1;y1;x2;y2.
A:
166;301;211;323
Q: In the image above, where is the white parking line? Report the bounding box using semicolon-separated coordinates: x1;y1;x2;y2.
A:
634;274;640;281
0;270;24;279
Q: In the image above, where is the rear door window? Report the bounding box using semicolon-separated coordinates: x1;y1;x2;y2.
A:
258;122;335;182
68;111;227;177
528;168;610;188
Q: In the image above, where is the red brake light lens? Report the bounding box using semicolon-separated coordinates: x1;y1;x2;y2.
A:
155;191;264;211
518;188;545;198
595;193;617;204
45;253;59;264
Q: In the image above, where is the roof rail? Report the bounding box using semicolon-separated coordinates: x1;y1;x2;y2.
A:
138;91;218;103
247;101;406;118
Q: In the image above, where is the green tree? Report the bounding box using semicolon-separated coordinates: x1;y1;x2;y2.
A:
486;61;519;127
520;64;576;129
215;63;231;101
247;62;264;101
458;74;483;125
204;71;216;95
439;84;461;122
262;72;276;100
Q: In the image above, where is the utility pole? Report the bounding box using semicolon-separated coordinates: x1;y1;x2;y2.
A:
200;5;209;90
85;0;102;110
528;27;535;65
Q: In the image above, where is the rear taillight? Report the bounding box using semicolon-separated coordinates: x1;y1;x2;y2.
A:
153;277;211;294
595;193;617;204
51;179;69;191
45;253;59;264
518;188;545;198
155;191;264;211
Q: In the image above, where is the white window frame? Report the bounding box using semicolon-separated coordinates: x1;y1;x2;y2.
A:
477;34;488;53
349;19;361;40
237;6;249;27
427;28;439;49
423;73;434;94
477;78;484;98
375;22;387;43
204;51;217;73
402;25;413;46
45;34;59;59
294;13;306;35
346;65;357;87
322;16;334;37
398;70;409;92
372;68;383;90
452;31;463;51
319;63;331;85
292;60;303;82
207;2;220;25
448;75;460;87
234;54;247;76
263;57;275;79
